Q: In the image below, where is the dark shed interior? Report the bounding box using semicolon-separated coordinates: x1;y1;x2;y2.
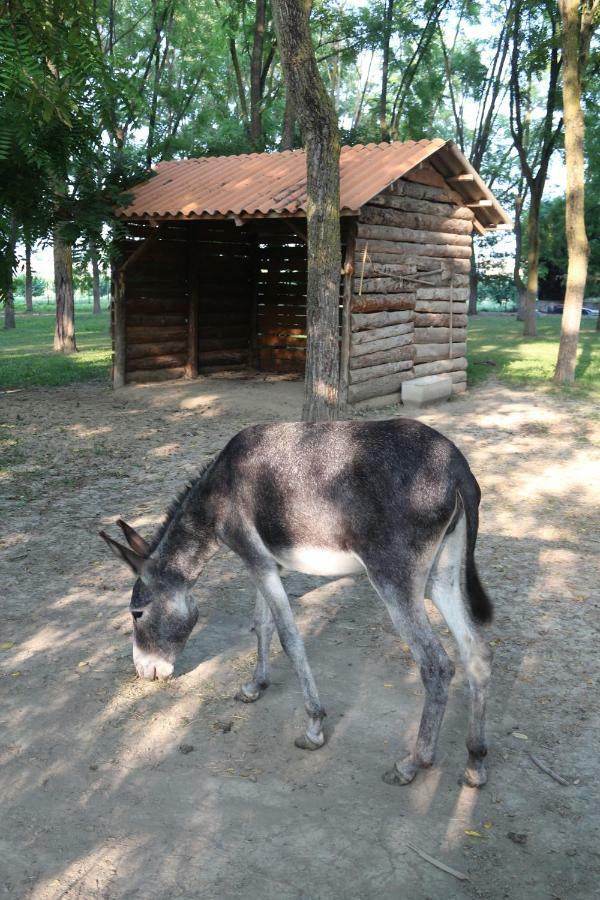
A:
116;217;351;383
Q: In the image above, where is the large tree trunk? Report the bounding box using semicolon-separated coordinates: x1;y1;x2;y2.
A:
554;0;591;384
468;243;478;315
522;189;542;337
4;215;17;329
25;240;33;313
272;0;341;422
53;227;77;353
91;240;102;314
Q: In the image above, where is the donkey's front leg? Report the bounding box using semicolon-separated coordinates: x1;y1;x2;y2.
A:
251;567;326;750
236;589;275;703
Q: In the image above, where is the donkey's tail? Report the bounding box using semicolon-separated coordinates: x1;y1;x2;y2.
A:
458;482;493;625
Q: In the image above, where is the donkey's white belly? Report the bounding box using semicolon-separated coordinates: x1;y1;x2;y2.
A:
273;546;365;577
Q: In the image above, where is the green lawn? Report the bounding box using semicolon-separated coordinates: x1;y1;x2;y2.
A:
467;314;599;397
0;305;112;389
0;305;598;395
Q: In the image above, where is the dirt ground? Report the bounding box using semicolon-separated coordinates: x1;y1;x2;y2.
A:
1;373;599;900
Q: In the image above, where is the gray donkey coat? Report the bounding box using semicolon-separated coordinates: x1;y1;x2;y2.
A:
101;418;494;788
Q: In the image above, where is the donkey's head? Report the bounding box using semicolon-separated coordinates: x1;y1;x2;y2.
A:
100;520;199;680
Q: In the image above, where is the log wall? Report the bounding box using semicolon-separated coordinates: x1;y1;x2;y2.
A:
121;223;190;383
347;162;473;404
255;238;307;372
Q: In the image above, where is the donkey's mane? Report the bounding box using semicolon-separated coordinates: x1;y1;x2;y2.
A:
147;458;215;555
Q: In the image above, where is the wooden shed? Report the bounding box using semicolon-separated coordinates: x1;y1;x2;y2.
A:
112;139;510;407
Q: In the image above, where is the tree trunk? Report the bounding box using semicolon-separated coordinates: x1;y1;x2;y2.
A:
522;188;542;337
554;0;591;384
91;240;102;314
250;0;266;150
4;215;17;329
468;244;478;315
25;240;33;313
272;0;341;422
53;227;77;353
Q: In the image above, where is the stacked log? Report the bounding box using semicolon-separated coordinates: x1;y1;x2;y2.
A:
348;171;473;403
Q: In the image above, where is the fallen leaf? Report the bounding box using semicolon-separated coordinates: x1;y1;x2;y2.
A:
511;731;528;740
383;683;393;688
464;830;482;838
1;641;14;650
483;822;493;829
78;661;89;668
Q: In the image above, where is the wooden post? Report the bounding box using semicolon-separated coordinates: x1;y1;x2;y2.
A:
186;227;199;379
112;263;126;389
339;219;357;413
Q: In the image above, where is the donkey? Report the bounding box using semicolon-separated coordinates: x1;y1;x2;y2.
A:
100;418;493;788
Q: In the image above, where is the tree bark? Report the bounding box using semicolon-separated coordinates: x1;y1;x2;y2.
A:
25;240;33;313
4;215;17;329
91;240;102;314
272;0;341;422
53;227;77;353
468;243;478;315
554;0;594;383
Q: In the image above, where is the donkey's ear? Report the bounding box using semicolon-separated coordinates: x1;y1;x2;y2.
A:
99;530;146;576
116;519;150;558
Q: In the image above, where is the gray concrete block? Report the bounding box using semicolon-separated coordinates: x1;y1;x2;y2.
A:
401;374;452;407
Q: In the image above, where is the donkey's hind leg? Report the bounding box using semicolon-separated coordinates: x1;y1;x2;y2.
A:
368;565;455;786
236;589;275;703
429;515;493;788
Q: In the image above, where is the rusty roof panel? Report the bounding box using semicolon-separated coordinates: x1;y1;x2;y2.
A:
116;140;511;230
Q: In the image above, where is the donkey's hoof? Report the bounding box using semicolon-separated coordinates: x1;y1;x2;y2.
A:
460;765;488;788
382;759;419;786
235;682;261;703
294;732;325;751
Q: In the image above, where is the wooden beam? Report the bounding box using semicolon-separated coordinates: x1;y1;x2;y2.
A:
447;174;475;182
339;220;357;411
467;199;493;208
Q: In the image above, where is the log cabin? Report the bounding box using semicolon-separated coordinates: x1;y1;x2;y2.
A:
112;139;511;408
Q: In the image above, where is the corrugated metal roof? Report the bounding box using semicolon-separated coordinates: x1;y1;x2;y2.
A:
116;140;511;230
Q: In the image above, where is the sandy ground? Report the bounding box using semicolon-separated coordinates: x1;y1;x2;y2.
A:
1;373;599;900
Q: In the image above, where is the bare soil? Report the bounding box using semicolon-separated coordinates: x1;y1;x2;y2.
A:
1;374;599;900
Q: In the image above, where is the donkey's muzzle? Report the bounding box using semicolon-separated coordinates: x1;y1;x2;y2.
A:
133;643;175;681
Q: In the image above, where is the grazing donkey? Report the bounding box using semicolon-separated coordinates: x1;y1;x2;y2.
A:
100;419;493;788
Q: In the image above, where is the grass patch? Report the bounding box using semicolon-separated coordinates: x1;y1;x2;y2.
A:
1;305;598;395
0;306;112;389
467;314;599;396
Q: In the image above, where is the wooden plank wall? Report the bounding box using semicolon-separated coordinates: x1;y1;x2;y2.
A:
123;223;190;383
255;238;307;372
193;225;253;371
348;163;473;404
